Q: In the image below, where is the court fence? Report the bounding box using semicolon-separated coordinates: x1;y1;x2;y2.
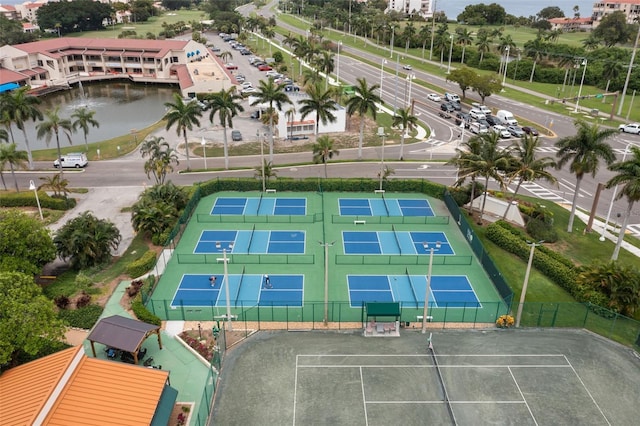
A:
334;254;473;266
197;212;323;223
176;253;316;265
331;214;450;225
192;364;217;426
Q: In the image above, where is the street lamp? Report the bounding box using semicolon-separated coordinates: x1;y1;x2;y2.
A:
618;20;640;116
257;130;265;192
501;46;510;91
379;58;387;98
422;241;441;333
390;25;395;58
515;241;544;328
446;34;454;74
429;0;437;61
336;40;342;85
574;58;587;113
318;241;335;325
405;73;416;108
201;137;207;170
600;144;632;241
222;248;234;331
378;127;386;191
29;180;43;221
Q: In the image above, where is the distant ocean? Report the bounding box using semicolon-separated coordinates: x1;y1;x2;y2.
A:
1;0;596;21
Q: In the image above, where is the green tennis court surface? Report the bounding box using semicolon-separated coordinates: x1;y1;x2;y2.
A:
211;330;639;425
148;191;507;323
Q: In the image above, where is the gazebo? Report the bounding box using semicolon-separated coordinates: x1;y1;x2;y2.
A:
362;302;401;336
87;315;162;364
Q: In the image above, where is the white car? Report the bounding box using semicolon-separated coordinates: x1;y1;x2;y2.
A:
427;93;442;102
241;82;253;89
492;125;511;139
241;87;258;95
402;64;412;70
444;92;460;103
619;123;640;134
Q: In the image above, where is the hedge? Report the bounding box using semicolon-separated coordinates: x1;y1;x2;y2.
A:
0;191;76;210
132;294;162;326
57;304;104;329
126;250;157;279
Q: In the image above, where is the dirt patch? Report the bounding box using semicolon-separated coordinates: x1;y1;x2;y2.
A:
168;403;192;426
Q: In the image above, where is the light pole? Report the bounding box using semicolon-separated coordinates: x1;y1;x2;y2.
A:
378;127;386;191
379;58;387;98
600;143;632;241
574;58;587;113
348;0;352;35
393;54;399;116
405;73;416;107
201;137;207;170
422;241;441;333
446;33;454;74
318;241;335;325
257;130;265;192
618;20;640;116
336;40;342;85
390;25;395;58
29;180;43;221
429;0;437;61
222;248;233;331
515;241;544;328
501;46;510;91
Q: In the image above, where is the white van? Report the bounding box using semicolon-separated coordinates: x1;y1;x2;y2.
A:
469;108;487;120
496;110;518;126
53;153;88;168
470;122;489;135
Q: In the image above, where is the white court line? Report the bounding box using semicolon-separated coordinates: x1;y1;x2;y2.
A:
298;364;571;368
564;355;611;426
297;354;567;357
508;366;539;426
292;355;299;426
360;366;369;426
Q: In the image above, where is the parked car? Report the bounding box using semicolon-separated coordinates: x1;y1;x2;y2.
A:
469;108;487;120
522;126;540;136
241;82;253;89
470;122;489;135
619;123;640;134
438;111;451;119
265;70;281;78
241;87;258;95
455;112;471;128
285;84;300;92
225;63;238;70
472;103;492;116
440;102;455;113
444;92;461;103
485;115;503;126
497;110;518;126
240;49;252;55
250;111;261;119
257;64;272;71
402;64;412;70
507;125;526;137
492;125;511;139
427;93;442;102
231;130;242;141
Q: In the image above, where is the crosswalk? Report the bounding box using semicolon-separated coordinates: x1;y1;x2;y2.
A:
534;146;630;155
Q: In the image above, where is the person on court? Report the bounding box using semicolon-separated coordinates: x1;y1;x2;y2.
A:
264;274;272;289
209;275;217;287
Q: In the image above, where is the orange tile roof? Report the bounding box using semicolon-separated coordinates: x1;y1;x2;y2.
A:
0;347;170;426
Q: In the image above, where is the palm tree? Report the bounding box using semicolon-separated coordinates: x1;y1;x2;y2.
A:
314;50;334;89
219;50;233;64
392;108;418;161
605;146;640;260
502;134;557;220
285;107;296;141
524;37;547;83
0;128;8;189
582;34;602;50
204;88;244;169
402;23;416;52
578;261;640;315
36;107;74;177
251;79;291;162
299;83;338;137
475;31;491;64
140;136;179;184
555;120;617;233
254;159;277;183
448;137;484;216
0;143;28;192
312;135;339;178
4;87;43;170
163;93;202;170
455;28;474;65
71;106;99;152
345;77;382;160
38;174;70;198
418;25;431;59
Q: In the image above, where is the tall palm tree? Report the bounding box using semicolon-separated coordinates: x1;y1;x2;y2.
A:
475;31;492;64
163;93;202;170
605;146;640;260
524;36;547;83
418;25;432;60
314;50;334;89
0;143;27;192
392;107;418;161
251;79;291;162
299;83;338;137
502;134;557;220
285;107;296;141
140;136;179;184
71;106;99;152
219;50;233;64
204;88;244;170
345;77;382;160
254;159;277;184
555;120;617;233
36;107;74;177
455;28;474;65
4;87;43;170
312;135;339;178
402;23;416;52
0;128;8;189
448;137;484;216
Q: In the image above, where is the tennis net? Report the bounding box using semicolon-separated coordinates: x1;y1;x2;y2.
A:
429;336;457;425
381;192;390;216
405;268;420;308
246;224;256;254
391;224;402;255
256;192;264;214
234;266;246;306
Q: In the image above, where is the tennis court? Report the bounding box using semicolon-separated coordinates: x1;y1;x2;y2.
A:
339;197;435;216
212;197;307;215
194;230;306;254
342;230;454;255
210;330;638;425
170;273;304;308
347;274;480;308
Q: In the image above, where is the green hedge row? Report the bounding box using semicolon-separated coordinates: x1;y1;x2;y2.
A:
126;250;156;279
0;191;76;210
57;304;104;329
132;294;162;326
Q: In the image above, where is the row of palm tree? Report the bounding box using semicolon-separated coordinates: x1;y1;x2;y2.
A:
450;120;640;261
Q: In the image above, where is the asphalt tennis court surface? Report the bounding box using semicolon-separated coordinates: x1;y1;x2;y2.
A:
210;329;639;426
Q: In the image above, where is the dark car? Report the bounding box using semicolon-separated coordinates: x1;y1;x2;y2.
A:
507;125;526;137
522;126;539;136
231;130;242;141
240;49;252;55
485;115;503;126
250;111;260;119
438;111;451;119
455;112;471;128
477;118;491;128
285;84;300;92
440;102;455;113
449;102;462;111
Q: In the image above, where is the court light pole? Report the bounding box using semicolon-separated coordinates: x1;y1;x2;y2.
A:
600;144;631;241
29;180;43;221
378;127;386;191
222;248;234;331
574;58;587;113
515;240;544;328
422;241;441;333
201;137;207;170
257;130;265;192
318;241;335;325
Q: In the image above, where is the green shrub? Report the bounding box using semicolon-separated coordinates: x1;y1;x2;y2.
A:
126;250;157;278
0;191;76;210
74;272;94;291
58;304;103;329
132;294;161;326
13;338;71;365
526;218;559;243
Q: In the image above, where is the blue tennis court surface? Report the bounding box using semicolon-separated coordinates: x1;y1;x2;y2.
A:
195;230;305;254
339;198;434;216
212;197;307;215
171;274;304;308
347;275;480;308
342;231;454;255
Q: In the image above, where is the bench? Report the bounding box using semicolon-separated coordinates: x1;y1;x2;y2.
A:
216;258;229;263
265;189;276;193
374;189;385;193
354;220;366;225
416;315;433;322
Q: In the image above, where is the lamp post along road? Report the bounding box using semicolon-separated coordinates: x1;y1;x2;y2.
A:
574;58;587;113
447;34;454;74
319;241;335;325
379;58;387;98
600;144;632;241
501;46;510;91
618;21;640;116
515;241;544;328
336;41;342;85
201;137;207;170
406;73;415;108
429;0;437;61
390;26;395;59
29;180;43;221
422;241;441;333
